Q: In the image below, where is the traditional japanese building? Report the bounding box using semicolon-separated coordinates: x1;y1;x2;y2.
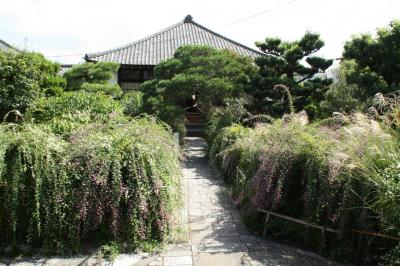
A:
84;15;262;91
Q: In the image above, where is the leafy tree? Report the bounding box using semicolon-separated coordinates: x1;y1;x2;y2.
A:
0;50;65;120
140;45;258;135
319;62;367;116
142;45;258;111
342;20;400;98
63;62;122;97
251;32;333;117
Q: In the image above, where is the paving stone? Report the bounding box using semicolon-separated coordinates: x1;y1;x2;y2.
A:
163;255;192;265
192;252;247;266
190;230;241;244
112;254;142;266
133;137;340;266
162;250;192;257
189;223;212;230
188;209;204;216
148;259;162;266
192;242;248;253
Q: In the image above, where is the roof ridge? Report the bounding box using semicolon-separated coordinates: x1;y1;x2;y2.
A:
86;20;185;58
85;16;264;63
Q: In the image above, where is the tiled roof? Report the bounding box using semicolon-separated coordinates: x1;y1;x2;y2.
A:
85;15;263;66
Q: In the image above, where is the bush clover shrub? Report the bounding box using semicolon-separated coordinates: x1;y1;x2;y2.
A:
0;117;182;253
207;110;400;264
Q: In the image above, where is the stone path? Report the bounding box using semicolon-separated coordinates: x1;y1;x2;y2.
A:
141;137;339;266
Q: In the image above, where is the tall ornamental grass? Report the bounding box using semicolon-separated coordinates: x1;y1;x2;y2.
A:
208;112;400;263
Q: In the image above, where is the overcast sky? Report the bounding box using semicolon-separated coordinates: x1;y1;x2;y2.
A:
1;0;399;65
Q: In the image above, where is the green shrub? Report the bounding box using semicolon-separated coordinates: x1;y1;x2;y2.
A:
208;112;400;264
0;117;182;252
205;99;249;144
26;91;124;135
63;62;119;92
27;91;122;121
0;50;65;120
121;91;144;117
101;241;122;261
157;105;186;139
142;93;186;138
209;124;249;172
81;83;122;98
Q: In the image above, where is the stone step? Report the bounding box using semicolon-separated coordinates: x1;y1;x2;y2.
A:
185;112;204;124
186;123;204;129
186;117;204;124
186;128;205;137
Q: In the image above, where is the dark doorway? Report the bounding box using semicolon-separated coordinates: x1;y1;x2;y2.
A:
185;97;198;112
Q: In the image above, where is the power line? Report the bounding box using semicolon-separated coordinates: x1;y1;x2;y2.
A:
216;0;298;29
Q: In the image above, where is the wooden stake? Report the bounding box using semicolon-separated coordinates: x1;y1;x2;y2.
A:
262;213;270;238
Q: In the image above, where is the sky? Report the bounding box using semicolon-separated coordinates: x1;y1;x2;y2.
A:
0;0;399;65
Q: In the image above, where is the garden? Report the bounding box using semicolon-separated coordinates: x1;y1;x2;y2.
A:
0;51;182;256
0;18;400;265
139;21;400;265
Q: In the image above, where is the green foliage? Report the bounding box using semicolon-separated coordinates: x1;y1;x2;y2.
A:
208;124;250;178
26;91;124;135
343;20;400;93
335;20;400;117
0;47;182;256
140;81;187;138
121;91;144;117
205;99;249;144
0;117;182;252
0;50;65;120
319;63;368;116
27;91;122;122
207;109;400;264
356;141;400;234
379;244;400;266
251;32;333;118
81;83;122;97
156;105;187;139
101;241;122;261
63;62;121;96
318;19;400;119
141;45;258;135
